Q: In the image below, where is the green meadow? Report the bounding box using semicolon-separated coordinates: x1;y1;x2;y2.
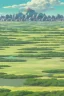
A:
0;21;64;96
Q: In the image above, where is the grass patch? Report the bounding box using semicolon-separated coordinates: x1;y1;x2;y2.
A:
0;65;10;69
0;73;41;79
42;69;64;73
0;89;64;96
25;78;64;87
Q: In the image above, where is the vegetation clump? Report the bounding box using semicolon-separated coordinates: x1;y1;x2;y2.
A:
0;89;64;96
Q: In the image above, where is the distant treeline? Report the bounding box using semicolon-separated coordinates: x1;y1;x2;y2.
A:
0;9;64;21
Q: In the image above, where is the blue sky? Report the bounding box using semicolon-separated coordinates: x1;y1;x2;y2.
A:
0;0;64;15
0;0;29;14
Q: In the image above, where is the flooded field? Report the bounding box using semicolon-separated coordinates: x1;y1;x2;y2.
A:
0;78;26;87
0;21;64;95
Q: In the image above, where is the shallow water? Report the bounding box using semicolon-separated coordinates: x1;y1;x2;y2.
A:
0;78;26;87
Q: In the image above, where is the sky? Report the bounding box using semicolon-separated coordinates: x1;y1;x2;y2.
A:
0;0;64;15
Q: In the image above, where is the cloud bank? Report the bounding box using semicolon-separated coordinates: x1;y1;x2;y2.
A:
3;0;64;12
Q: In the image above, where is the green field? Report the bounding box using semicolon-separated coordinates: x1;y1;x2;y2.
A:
0;21;64;96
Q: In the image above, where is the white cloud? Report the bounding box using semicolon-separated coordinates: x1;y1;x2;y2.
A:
3;0;64;12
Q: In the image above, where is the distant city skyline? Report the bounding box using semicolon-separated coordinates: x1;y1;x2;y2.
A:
0;0;64;15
